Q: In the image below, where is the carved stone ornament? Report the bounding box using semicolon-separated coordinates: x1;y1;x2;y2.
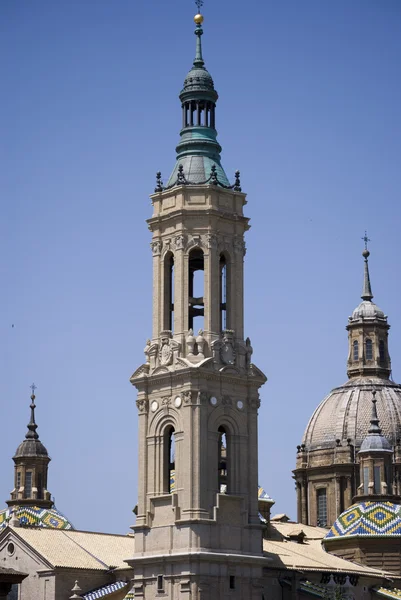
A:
233;235;246;255
197;391;209;404
186;234;203;251
136;398;148;412
151;240;162;256
205;233;218;250
183;390;192;403
174;234;186;251
162;396;171;406
245;336;253;370
159;330;174;366
222;395;232;406
220;330;236;365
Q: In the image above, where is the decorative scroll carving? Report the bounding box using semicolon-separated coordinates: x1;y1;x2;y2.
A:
183;390;192;404
136;398;148;412
186;234;203;251
151;240;162;256
205;233;218;250
162;396;171;406
174;234;186;251
222;395;232;406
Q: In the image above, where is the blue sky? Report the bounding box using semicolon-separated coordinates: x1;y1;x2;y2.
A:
1;0;400;533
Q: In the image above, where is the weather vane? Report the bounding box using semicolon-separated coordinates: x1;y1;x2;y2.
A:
195;0;204;12
30;383;37;395
362;231;371;251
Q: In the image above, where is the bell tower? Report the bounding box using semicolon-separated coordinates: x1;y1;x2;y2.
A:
128;7;267;600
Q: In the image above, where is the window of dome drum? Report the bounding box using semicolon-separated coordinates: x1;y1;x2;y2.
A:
24;471;32;498
317;488;327;527
374;465;381;494
16;472;21;489
363;466;369;495
366;338;373;360
353;340;358;361
380;340;385;361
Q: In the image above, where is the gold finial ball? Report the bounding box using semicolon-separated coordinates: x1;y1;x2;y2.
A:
194;13;204;24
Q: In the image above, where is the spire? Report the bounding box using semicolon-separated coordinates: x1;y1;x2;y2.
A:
25;383;39;440
359;389;392;453
193;15;204;68
361;232;373;301
368;390;382;435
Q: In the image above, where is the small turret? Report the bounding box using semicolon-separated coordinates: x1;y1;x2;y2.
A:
356;390;397;501
347;235;391;379
7;385;53;509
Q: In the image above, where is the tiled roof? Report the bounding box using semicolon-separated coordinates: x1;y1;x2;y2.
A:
83;581;131;599
258;486;274;503
5;528;134;570
325;502;401;539
270;521;329;541
0;505;73;530
263;527;391;577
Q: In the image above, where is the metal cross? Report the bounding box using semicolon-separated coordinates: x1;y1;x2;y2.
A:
362;231;370;251
30;383;37;394
195;0;204;11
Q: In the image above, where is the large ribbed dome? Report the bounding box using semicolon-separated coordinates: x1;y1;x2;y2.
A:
302;377;401;451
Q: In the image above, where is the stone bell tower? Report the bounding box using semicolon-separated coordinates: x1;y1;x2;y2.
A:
128;7;267;600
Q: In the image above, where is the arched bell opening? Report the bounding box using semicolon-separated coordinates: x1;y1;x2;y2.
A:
218;426;228;494
188;248;204;331
163;252;174;331
219;252;231;331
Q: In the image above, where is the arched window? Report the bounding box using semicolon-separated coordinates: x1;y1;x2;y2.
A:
366;339;373;360
353;340;359;361
316;488;327;527
163;252;174;331
379;340;385;361
37;473;43;499
24;472;32;498
188;248;204;331
164;427;176;494
218;426;228;494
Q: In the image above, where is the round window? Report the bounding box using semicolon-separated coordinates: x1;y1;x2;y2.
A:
7;542;15;556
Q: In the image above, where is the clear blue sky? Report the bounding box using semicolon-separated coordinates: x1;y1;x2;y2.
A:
1;0;400;534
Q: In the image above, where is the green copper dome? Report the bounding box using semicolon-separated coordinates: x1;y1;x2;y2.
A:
165;17;230;188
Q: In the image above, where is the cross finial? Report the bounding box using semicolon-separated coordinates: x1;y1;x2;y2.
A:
362;231;370;252
195;0;204;11
30;383;37;396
